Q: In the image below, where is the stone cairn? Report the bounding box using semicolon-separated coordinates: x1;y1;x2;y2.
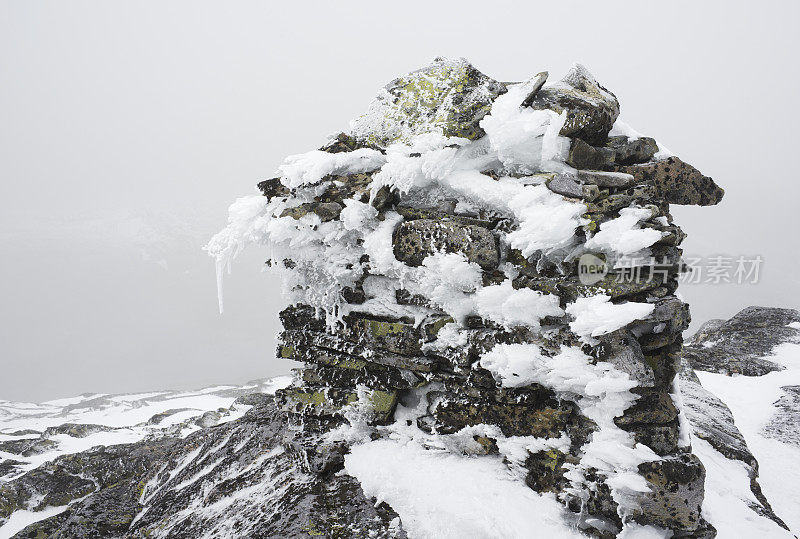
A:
210;58;724;537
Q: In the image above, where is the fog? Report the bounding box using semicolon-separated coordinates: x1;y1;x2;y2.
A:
2;0;798;401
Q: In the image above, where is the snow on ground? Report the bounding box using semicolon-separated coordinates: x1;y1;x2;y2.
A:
691;437;793;538
346;438;582;539
0;377;292;479
696;342;800;534
339;388;583;539
0;505;71;539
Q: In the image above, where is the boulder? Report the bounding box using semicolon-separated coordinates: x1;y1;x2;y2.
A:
606;135;659;165
545;173;584;198
576;169;635;188
393;218;499;270
617;156;724;206
350;57;507;147
426;395;579;437
684;306;800;375
528;64;620;145
637;454;706;532
566;138;616;169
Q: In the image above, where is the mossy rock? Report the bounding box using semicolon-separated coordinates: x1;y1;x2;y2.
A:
279;386;397;424
350;57;506;147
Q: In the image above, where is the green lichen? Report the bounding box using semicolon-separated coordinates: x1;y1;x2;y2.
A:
302;523;325;536
135;478;149;500
644;354;660;371
582;213;599;232
351;58;505;147
425;316;455;339
329;357;367;370
0;499;17;520
543;449;563;471
367;319;408;337
290;390;328;407
368;390;398;414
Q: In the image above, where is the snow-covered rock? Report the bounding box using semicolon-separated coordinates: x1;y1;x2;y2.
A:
1;58;748;538
682;306;800;536
202;57;730;538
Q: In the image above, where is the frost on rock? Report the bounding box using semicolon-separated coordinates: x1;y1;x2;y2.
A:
200;57;726;538
585;207;663;256
567;294;655;341
350;57;507;147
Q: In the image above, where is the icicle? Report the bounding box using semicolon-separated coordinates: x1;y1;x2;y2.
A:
215;258;225;314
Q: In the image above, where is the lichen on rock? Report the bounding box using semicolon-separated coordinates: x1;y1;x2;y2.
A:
198;56;734;538
350;57;507;147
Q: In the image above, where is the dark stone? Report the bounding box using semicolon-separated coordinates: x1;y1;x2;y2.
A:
592;330;655;387
395;205;495;229
42;423;112;438
342;284;367;304
576;169;635;188
584;183;658;214
279;304;327;332
256;177;290;200
629;421;680;455
520;71;549;108
277;385;397;424
684;306;800;375
427;394;579;437
545;173;584;198
319;132;382;154
636;453;705;532
617;157;724;206
528;64;619;145
279;328;439;373
643;342;682;390
299;364;420;393
524;449;574;493
316;172;374;206
606;136;659;165
371;184;396;211
393;218;499;270
280;201;343;222
566;138;614;170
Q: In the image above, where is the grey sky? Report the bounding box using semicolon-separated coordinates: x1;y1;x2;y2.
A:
1;0;798;401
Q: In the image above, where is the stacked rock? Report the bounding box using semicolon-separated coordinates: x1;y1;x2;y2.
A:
209;58;723;537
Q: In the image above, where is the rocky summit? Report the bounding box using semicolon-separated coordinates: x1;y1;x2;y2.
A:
208;58;723;537
3;58;796;538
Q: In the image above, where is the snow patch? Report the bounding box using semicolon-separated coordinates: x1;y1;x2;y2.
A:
566;295;655;341
278;149;386;189
585;207;662;256
478;342;659;516
345;439;581;539
696;342;800;533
